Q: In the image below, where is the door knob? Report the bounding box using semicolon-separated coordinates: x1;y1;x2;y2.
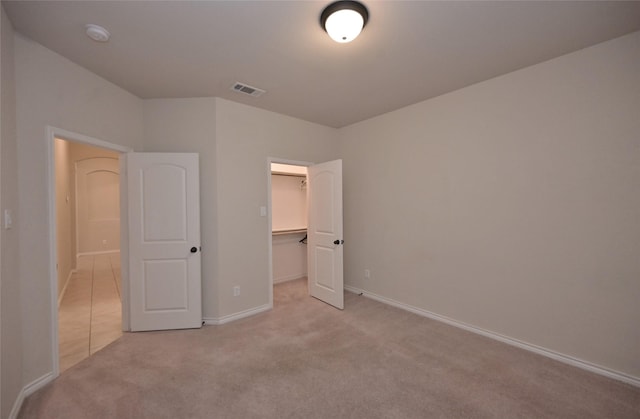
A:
333;239;344;245
190;247;198;253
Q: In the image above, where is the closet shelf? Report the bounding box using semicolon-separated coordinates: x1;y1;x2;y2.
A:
272;228;307;236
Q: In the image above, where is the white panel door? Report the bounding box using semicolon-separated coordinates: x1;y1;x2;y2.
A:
127;153;202;331
76;157;120;253
307;159;344;309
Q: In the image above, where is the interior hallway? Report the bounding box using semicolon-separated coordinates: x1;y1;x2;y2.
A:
58;253;122;372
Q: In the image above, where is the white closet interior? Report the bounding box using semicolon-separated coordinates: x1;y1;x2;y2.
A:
271;163;308;284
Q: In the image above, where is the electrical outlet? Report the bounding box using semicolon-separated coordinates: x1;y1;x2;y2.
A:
233;286;240;297
364;269;370;280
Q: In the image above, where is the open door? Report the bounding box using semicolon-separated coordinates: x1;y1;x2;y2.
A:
307;159;344;309
127;153;202;331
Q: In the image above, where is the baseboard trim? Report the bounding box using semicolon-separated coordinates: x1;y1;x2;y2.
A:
203;303;272;325
76;250;120;257
8;389;25;419
344;285;640;388
57;269;76;308
9;372;55;419
273;274;306;284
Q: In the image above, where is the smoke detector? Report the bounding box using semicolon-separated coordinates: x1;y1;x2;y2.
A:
230;82;266;98
85;24;110;42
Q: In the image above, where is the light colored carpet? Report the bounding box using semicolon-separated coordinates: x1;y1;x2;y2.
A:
19;278;640;418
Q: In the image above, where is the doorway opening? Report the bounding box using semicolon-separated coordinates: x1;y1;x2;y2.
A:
267;159;312;308
54;138;122;372
47;127;131;377
270;162;309;304
267;157;345;310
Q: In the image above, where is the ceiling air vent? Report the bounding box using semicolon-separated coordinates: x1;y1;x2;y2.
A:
231;82;266;98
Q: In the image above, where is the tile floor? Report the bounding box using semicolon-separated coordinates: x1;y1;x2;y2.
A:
58;253;122;373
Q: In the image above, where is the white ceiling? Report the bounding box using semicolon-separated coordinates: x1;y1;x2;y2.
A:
4;1;640;128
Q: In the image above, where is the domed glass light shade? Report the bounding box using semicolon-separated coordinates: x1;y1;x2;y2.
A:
321;1;369;43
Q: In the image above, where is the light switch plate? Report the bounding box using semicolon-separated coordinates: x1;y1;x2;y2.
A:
260;206;267;217
4;209;13;230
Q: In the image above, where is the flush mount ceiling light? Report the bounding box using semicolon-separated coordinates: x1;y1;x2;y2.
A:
320;1;369;43
85;24;110;42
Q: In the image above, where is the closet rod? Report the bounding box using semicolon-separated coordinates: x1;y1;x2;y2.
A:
271;172;306;178
272;228;307;236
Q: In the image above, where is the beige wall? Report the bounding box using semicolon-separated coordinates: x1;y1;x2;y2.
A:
339;31;640;379
143;98;338;320
272;233;307;284
214;98;338;319
15;34;144;386
271;174;307;231
1;6;22;419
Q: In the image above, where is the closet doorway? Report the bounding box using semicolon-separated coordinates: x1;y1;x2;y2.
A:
54;138;123;372
267;157;345;309
269;162;309;304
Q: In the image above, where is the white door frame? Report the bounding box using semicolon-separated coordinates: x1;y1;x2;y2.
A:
46;126;132;378
266;157;313;308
